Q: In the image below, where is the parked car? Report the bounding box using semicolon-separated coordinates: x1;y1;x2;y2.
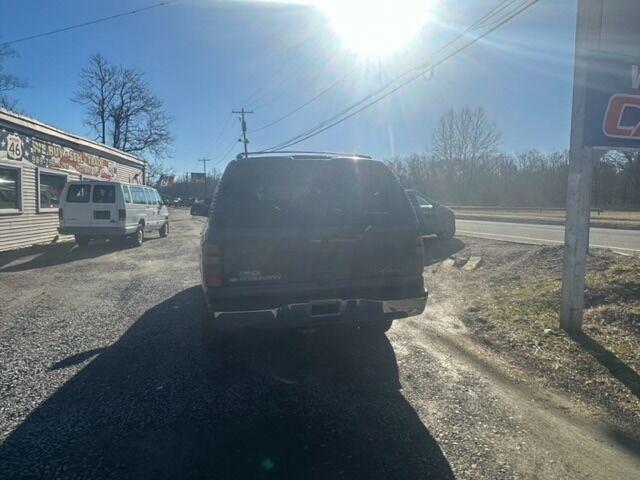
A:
200;153;427;353
59;180;169;247
190;199;211;217
405;189;456;239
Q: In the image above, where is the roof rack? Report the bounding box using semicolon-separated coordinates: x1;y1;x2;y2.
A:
237;150;373;160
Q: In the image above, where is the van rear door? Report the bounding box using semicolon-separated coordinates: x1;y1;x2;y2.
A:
62;183;92;226
91;184;118;226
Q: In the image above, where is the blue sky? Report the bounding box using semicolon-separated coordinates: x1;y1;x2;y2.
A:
1;0;577;175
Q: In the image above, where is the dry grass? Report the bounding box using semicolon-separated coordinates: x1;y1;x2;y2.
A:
430;239;640;437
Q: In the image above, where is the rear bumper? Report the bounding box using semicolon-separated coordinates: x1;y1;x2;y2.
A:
58;226;137;236
205;293;427;331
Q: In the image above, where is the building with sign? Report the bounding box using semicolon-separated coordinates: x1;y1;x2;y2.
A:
0;109;146;251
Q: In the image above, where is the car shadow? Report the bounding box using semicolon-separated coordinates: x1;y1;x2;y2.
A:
0;286;454;480
0;238;160;274
422;237;466;267
569;332;640;400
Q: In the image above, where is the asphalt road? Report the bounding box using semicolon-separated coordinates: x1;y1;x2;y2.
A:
0;209;638;479
457;219;640;254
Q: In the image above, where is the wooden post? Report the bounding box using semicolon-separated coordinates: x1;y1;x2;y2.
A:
560;0;602;332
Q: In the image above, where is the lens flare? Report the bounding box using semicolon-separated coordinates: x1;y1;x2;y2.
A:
315;0;434;56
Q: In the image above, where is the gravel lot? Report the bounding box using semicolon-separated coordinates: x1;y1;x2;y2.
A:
0;210;638;479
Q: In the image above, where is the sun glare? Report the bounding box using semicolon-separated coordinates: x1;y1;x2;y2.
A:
314;0;434;56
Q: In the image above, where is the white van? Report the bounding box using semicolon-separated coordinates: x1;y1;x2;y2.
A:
59;180;169;247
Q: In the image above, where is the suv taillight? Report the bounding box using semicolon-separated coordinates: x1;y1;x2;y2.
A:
203;243;223;287
58;208;63;220
416;236;424;275
118;209;126;221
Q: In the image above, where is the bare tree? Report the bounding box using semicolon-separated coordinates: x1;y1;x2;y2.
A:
0;43;27;111
73;54;117;143
431;106;502;182
73;54;173;158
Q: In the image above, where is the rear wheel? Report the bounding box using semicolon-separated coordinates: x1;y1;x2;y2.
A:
159;221;169;238
74;235;90;247
360;319;393;334
130;225;144;247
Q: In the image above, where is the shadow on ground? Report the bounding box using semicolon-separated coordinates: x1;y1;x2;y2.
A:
0;238;161;273
422;237;466;267
570;332;640;400
0;286;453;480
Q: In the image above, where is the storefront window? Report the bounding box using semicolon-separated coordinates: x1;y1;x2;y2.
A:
39;172;67;210
0;166;21;213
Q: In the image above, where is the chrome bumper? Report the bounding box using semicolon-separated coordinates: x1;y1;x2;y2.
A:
212;296;427;321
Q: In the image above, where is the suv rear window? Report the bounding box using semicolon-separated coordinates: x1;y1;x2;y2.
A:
66;184;91;203
216;159;412;228
92;185;116;203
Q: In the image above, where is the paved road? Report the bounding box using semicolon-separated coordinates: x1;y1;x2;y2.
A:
457;219;640;254
1;210;638;479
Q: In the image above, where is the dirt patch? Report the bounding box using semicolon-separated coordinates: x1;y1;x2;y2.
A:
425;238;640;438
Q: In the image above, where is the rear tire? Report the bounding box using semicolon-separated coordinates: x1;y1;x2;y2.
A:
159;221;169;238
131;225;144;247
360;319;393;334
75;235;90;247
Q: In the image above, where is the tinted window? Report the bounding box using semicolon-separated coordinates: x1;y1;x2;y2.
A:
39;173;66;209
92;185;116;203
0;167;20;211
131;186;146;204
122;185;132;203
216;159;411;227
66;184;91;203
154;190;163;204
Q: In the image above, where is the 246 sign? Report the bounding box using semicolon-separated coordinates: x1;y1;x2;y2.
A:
584;52;640;149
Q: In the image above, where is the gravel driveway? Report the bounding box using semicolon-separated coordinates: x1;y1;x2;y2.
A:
0;210;638;479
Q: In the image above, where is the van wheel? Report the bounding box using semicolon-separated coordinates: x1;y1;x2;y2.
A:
360;319;393;334
75;235;90;247
159;221;169;238
131;225;144;247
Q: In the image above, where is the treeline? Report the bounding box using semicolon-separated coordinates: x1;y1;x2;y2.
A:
386;107;640;209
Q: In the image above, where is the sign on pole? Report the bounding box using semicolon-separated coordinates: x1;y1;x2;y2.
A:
561;0;640;332
191;172;206;184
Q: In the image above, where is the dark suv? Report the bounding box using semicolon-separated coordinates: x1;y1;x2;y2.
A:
200;153;427;349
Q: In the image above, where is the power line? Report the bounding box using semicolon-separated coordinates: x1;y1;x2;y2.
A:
250;66;356;134
262;0;538;152
1;0;178;47
251;0;519;138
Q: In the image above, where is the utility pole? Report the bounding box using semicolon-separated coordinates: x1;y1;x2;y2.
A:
198;158;210;199
560;0;601;332
232;108;253;158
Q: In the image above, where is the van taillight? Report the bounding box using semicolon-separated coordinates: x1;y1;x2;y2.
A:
416;236;424;275
58;208;63;220
118;209;126;221
203;243;223;287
